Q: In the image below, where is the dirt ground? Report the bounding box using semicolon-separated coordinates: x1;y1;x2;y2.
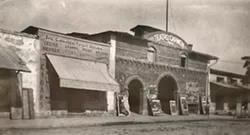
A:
0;121;250;135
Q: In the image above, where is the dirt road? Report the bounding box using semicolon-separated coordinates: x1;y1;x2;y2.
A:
1;121;249;135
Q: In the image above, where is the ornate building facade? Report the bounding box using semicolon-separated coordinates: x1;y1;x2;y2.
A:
85;25;218;115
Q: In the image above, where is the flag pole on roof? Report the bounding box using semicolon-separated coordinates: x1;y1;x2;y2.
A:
166;0;169;32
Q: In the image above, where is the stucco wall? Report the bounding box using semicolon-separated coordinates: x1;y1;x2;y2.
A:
38;30;116;116
0;31;40;115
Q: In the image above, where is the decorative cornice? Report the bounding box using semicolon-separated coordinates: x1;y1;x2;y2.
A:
116;56;207;74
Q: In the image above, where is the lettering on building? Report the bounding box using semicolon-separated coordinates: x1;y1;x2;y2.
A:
146;32;186;49
4;36;24;46
39;32;109;64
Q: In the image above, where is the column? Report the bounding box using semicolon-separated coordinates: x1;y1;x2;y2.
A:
139;88;148;115
107;34;117;113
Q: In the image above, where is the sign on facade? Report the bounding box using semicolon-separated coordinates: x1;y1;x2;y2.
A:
180;96;189;115
185;82;200;104
148;99;162;116
170;100;178;115
144;31;187;49
39;30;110;64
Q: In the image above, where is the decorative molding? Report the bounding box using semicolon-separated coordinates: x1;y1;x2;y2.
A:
156;72;180;91
124;75;146;89
116;56;207;74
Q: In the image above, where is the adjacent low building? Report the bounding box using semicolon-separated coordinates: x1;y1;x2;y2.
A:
0;29;36;119
210;68;250;115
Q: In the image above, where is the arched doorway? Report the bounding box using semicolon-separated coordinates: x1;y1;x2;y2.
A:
157;75;178;114
128;79;143;114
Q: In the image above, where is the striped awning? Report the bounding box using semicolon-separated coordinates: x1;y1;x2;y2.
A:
0;45;30;72
46;54;120;92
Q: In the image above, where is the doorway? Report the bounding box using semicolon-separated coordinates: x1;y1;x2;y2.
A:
158;75;178;114
128;79;143;114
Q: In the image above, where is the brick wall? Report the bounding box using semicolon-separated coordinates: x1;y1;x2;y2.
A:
115;35;208;71
116;57;207;103
87;31;209;114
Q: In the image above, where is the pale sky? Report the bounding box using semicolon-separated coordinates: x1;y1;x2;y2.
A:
0;0;249;74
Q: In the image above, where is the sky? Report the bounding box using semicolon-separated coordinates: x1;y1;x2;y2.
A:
0;0;249;74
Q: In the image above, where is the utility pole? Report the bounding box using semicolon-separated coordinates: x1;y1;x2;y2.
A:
166;0;169;32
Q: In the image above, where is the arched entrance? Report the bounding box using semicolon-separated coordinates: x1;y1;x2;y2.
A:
157;75;178;114
128;79;143;114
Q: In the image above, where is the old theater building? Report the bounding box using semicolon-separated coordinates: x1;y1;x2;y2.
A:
85;25;218;115
22;26;119;117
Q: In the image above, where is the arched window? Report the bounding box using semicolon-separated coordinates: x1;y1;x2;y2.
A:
180;53;187;67
147;47;156;62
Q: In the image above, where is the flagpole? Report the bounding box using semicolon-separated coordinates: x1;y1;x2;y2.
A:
166;0;169;32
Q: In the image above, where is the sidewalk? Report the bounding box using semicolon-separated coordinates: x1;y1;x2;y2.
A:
0;114;249;129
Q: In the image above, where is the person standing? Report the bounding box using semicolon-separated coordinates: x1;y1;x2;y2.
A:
205;101;210;118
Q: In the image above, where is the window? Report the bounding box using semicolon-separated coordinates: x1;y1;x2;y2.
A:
231;78;237;84
147;47;156;62
216;77;224;82
180;54;187;67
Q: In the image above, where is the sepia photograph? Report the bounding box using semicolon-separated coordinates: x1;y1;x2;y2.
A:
0;0;250;134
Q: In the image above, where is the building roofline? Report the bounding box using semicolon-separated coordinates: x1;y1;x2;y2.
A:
130;25;162;32
90;30;218;61
22;26;111;47
0;28;37;39
242;56;250;60
191;51;218;60
210;68;244;78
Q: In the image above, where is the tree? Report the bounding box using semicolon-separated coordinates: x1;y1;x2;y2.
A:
242;56;250;85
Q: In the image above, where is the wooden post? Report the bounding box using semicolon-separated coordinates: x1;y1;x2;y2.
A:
28;88;35;119
22;88;29;119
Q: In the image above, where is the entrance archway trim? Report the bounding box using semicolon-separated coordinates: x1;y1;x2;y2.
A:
124;75;146;90
156;72;179;91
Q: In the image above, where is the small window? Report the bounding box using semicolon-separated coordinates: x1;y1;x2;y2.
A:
216;77;224;82
229;78;238;84
180;54;187;67
147;47;156;62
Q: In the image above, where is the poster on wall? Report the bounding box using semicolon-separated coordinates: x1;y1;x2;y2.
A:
180;96;189;115
116;94;130;117
170;100;178;115
235;103;242;118
147;85;158;99
148;98;162;116
200;96;206;114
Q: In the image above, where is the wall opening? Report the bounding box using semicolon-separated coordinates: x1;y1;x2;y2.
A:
147;47;156;62
47;58;107;113
0;70;11;114
67;89;107;112
128;79;143;114
180;54;187;67
158;75;178;114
